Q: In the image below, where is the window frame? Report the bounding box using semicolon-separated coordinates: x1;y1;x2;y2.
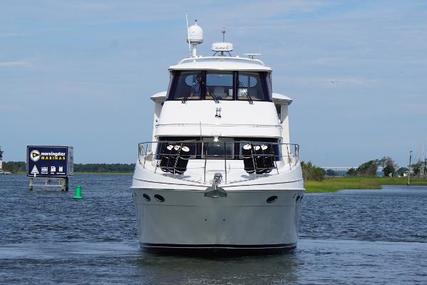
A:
156;137;280;160
166;71;272;102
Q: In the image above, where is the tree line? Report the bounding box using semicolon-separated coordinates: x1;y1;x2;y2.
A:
304;156;427;181
4;157;426;179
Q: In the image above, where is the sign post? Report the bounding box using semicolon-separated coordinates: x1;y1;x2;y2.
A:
27;145;74;191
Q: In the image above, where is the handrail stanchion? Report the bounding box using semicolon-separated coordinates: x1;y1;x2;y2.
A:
138;144;142;165
203;142;207;184
224;142;227;184
250;142;256;174
143;143;147;168
286;144;292;170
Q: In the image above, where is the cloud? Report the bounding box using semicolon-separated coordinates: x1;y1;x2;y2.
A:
0;60;32;68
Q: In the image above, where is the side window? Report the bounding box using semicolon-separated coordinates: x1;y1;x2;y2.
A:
238;72;265;101
206;72;233;100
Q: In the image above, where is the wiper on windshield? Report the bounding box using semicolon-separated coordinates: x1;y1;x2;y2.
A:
212;93;220;103
246;92;253;104
238;84;253;104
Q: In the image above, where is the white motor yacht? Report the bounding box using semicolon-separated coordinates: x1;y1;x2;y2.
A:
131;22;304;253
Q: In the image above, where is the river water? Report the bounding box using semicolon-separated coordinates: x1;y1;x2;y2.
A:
0;174;426;284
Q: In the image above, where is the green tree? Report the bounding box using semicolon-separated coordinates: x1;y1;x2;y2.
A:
383;164;395;177
301;161;325;181
379;156;396;177
346;168;357;176
356;160;378;176
3;161;26;173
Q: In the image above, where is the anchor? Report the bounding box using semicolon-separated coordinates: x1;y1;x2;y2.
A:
204;173;227;198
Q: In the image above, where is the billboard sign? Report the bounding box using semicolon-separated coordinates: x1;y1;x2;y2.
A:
27;145;74;177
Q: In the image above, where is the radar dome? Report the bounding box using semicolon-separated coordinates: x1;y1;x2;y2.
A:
187;21;203;44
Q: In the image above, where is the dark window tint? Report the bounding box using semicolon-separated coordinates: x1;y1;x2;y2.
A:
167;71;272;101
168;71;203;100
157;137;280;160
237;72;271;101
205;72;233;101
204;139;234;159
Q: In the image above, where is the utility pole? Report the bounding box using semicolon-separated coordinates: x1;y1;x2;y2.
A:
407;150;413;185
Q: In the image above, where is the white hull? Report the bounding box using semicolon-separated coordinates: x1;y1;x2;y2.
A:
132;186;304;252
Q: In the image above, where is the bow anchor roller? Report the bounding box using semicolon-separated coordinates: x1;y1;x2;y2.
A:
204;173;227;198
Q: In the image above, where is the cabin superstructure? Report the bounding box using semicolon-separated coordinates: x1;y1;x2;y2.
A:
151;56;293;147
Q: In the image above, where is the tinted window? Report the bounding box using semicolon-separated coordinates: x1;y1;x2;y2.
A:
168;71;203;100
237;72;270;101
204;138;234;159
167;71;272;101
206;72;233;100
157;137;280;160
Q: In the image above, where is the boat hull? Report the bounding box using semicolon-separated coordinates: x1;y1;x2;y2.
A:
133;188;304;253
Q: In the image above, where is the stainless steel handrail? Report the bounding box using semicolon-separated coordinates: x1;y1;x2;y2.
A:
137;140;300;181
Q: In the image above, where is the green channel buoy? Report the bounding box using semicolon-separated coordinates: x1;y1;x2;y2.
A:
73;185;82;199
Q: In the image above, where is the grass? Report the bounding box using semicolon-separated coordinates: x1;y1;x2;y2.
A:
305;177;427;193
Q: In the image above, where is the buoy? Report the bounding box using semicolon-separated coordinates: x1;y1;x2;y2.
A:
73;185;82;199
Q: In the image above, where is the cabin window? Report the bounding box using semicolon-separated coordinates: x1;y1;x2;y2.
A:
156;137;280;160
205;72;233;101
204;138;234;159
167;71;272;101
237;72;270;101
168;71;203;100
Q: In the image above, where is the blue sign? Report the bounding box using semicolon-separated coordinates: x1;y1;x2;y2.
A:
27;145;73;177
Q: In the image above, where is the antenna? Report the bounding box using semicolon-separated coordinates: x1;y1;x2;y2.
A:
185;14;191;55
212;28;233;56
244;53;261;59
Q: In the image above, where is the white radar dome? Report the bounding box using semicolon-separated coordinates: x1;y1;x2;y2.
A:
211;42;233;52
187;21;203;44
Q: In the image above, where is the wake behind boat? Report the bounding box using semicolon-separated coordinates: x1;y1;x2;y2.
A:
131;21;304;253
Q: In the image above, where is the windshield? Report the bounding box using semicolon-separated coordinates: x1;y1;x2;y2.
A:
167;71;272;101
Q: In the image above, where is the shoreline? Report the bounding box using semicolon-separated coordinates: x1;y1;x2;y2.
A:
305;177;427;193
4;173;427;193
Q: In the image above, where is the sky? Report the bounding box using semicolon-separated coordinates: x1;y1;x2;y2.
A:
0;0;426;167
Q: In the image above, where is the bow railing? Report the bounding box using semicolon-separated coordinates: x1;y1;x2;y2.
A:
137;140;300;184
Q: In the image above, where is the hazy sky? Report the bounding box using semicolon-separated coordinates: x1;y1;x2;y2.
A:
1;0;426;166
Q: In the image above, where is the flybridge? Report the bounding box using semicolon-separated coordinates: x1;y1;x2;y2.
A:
171;56;270;72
